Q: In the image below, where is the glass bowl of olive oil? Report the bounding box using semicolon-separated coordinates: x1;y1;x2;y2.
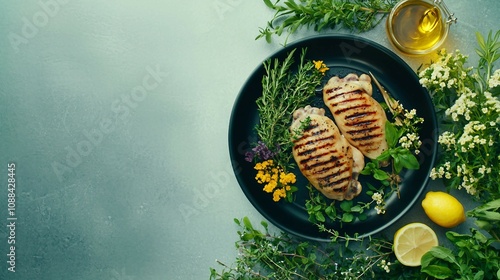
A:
386;0;457;55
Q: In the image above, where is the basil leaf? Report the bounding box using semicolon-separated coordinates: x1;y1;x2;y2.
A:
385;121;399;148
374;169;390;181
243;216;254;230
393;155;403;173
421;264;454;279
377;150;391;162
400;152;420;170
427;246;457;264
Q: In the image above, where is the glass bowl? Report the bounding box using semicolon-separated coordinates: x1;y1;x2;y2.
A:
386;0;457;55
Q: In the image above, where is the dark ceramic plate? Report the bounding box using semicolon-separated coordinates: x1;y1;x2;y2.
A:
228;35;437;241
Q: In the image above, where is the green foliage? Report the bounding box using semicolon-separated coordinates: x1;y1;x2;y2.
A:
257;0;398;44
255;48;324;169
209;217;420;279
420;199;500;279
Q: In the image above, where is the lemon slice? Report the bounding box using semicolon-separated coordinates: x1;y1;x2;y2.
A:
393;223;438;267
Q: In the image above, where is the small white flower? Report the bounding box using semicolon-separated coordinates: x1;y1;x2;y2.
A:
488;69;500;88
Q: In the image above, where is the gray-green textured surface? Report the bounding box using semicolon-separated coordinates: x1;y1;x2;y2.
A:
0;1;498;279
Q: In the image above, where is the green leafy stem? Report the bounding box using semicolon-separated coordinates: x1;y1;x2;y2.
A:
257;0;397;44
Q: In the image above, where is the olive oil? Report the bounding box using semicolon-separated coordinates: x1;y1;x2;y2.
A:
388;0;446;53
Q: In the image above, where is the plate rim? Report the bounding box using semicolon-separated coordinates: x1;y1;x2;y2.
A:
228;34;438;241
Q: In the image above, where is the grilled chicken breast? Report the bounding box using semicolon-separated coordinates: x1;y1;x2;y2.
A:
290;106;364;201
323;73;388;159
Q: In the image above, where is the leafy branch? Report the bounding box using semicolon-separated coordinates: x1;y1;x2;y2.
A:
257;0;397;44
475;30;500;94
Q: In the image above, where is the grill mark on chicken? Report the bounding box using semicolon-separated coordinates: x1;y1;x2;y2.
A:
333;104;371;116
344;110;377;120
344;120;377;128
294;134;335;149
324;87;341;94
351;134;384;142
326;89;363;102
318;165;351;180
321;175;351;189
346;126;381;136
296;142;334;156
298;150;339;167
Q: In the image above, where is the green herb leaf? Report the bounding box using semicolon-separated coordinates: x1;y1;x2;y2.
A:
385;121;399;148
373;169;390;181
426;246;457;264
341;212;354;223
340;200;352;212
399;152;420;170
421;264;454;279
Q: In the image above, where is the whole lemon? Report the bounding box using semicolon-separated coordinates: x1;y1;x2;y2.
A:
421;191;466;228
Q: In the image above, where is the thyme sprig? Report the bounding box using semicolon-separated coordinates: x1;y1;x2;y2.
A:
209;217;420;279
257;0;397;44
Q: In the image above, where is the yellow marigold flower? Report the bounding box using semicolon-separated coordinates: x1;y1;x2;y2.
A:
254;162;263;170
279;172;296;185
253;159;296;202
263;180;278;193
272;188;287;202
313;60;329;74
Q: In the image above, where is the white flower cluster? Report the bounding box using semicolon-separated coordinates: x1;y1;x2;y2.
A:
420;47;499;199
457;121;490;151
430;161;453;180
445;87;476;121
437;131;456;151
489;69;500;89
378;259;391;273
399;132;422;153
483;91;500;122
371;192;385;215
392;101;424;153
418;49;470;90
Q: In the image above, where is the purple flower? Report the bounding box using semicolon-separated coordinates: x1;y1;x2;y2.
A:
245;141;280;162
244;151;255;162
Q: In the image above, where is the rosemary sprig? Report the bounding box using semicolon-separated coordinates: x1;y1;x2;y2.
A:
255;48;323;168
257;0;397;44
